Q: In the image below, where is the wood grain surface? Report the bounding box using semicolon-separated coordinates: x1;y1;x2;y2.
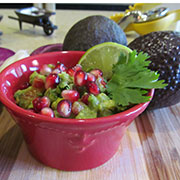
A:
0;7;180;180
0;104;180;180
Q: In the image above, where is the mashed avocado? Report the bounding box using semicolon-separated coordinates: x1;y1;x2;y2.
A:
14;86;43;109
44;88;59;102
58;72;73;89
51;97;63;110
29;71;46;85
75;105;97;119
14;62;123;119
87;93;116;117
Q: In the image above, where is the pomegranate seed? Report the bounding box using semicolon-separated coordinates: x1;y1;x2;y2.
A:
32;77;45;89
74;70;87;86
101;80;106;87
87;73;96;82
81;93;90;105
61;89;80;103
57;100;72;117
73;64;82;72
40;64;52;76
90;69;103;78
41;96;50;106
45;73;60;89
97;76;107;88
67;68;75;76
72;101;85;115
33;96;50;112
66;64;82;77
86;82;100;95
55;62;67;72
52;68;61;74
41;107;54;117
19;81;30;90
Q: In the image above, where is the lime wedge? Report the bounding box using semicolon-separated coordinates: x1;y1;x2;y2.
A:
78;42;132;79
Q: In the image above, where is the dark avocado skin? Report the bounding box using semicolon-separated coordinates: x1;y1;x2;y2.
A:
63;15;127;51
128;31;180;110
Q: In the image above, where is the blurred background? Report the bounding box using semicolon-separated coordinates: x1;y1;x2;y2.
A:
0;3;180;53
0;3;179;11
0;3;130;11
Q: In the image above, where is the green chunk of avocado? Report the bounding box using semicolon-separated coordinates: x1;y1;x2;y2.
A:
14;86;43;109
88;93;116;110
44;88;59;103
75;106;97;119
29;71;46;85
51;97;63;110
58;72;73;89
87;93;116;117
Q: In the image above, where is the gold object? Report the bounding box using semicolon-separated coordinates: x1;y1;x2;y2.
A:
110;3;180;35
110;3;161;23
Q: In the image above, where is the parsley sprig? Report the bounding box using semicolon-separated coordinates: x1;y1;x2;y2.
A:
107;50;167;107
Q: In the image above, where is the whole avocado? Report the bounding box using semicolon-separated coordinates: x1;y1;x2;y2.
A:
128;31;180;110
63;15;127;51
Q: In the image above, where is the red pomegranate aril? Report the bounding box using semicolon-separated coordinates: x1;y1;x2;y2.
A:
81;93;90;105
19;81;30;90
33;96;50;112
45;73;60;89
90;69;103;78
41;96;50;106
66;65;82;77
52;68;61;74
57;100;72;117
73;64;82;72
97;76;107;88
74;70;87;86
72;101;85;115
40;64;52;76
32;99;40;112
41;107;54;117
32;77;45;89
86;82;100;95
87;73;96;82
67;68;75;76
61;89;80;103
55;63;67;72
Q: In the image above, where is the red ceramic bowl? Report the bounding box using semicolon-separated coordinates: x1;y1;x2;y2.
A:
0;51;154;171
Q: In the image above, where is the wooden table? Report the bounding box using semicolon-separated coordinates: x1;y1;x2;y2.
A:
0;8;180;180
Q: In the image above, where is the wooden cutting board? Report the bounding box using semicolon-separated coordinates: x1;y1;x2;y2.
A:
0;103;180;180
0;6;180;179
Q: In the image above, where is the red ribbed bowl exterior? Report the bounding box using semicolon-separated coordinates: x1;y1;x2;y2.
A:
0;51;153;171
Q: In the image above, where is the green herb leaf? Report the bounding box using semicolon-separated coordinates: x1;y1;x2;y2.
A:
107;50;167;106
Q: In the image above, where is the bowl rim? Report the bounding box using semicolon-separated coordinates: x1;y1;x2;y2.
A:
0;51;154;125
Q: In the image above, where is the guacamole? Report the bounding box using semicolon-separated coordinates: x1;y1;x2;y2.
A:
14;62;119;119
